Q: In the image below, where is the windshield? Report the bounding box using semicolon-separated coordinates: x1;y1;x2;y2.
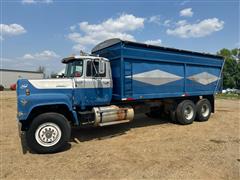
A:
65;60;83;78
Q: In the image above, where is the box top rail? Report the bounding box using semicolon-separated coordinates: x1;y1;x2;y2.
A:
92;38;223;60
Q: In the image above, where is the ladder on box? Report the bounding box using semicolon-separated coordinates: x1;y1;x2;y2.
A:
124;62;133;97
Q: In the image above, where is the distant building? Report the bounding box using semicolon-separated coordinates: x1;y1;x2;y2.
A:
0;69;44;88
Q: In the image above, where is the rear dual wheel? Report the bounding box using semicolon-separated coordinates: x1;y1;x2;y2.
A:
176;100;196;125
195;99;211;122
174;99;211;125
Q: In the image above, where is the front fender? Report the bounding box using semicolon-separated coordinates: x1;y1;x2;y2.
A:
17;93;73;121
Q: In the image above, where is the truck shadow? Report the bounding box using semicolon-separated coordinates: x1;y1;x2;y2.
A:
23;114;172;154
71;114;171;143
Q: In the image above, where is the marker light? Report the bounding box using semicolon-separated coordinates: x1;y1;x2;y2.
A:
25;89;30;96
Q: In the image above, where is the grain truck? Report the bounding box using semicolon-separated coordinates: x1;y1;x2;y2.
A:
17;39;224;153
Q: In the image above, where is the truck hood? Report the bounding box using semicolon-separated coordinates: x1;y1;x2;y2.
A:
17;78;74;90
16;78;74;100
28;79;74;89
16;79;74;121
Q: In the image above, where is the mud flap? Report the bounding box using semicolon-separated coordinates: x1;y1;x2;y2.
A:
18;122;28;154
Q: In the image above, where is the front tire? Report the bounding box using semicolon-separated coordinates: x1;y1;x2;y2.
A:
26;112;71;154
176;100;196;125
195;99;211;122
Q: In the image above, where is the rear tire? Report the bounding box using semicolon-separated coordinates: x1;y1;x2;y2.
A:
176;100;196;125
26;112;71;154
195;99;211;122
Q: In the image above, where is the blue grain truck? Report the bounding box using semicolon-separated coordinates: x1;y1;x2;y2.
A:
17;39;224;153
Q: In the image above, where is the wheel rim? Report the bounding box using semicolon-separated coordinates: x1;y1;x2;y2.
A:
35;122;62;147
201;104;210;117
184;105;194;120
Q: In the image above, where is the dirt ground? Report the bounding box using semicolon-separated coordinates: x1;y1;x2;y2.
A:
0;91;239;179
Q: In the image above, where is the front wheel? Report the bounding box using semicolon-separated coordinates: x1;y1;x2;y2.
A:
26;112;71;154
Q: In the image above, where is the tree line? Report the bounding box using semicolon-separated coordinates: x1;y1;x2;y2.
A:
217;48;240;89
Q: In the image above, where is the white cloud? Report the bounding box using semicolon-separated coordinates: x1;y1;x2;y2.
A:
0;24;26;40
144;39;162;46
180;8;193;17
176;20;187;26
149;15;161;25
1;57;14;62
23;54;35;59
44;0;53;3
22;50;60;60
2;53;64;75
70;25;76;31
148;16;173;27
67;14;145;51
22;0;53;4
166;18;224;38
22;0;36;4
180;0;190;6
163;19;171;27
2;56;64;75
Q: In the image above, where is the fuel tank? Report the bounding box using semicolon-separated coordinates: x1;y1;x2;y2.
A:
92;105;134;126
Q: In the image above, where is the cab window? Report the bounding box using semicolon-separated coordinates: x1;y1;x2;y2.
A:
65;60;83;78
86;60;106;77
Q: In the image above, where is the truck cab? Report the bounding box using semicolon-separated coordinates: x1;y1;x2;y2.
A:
17;55;112;120
62;56;112;108
17;55;133;153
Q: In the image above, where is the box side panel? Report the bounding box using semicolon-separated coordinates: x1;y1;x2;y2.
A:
120;44;223;100
93;42;224;101
186;65;222;95
123;59;185;99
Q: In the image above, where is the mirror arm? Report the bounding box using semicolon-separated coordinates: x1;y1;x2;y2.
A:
92;60;101;77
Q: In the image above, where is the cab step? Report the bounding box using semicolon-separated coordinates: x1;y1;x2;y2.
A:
99;119;131;127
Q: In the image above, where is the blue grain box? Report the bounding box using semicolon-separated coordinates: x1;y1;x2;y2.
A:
92;39;224;101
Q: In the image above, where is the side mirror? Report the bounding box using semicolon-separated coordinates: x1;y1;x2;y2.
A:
99;60;105;74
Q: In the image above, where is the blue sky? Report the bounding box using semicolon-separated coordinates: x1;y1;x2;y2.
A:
1;0;239;74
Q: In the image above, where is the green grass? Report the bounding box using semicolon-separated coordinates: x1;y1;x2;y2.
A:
216;93;240;100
